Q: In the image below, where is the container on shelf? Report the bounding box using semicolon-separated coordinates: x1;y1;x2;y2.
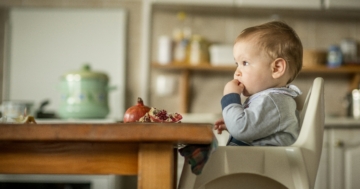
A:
157;35;173;65
327;45;343;68
187;35;209;65
352;89;360;119
340;38;358;63
172;11;192;65
209;44;234;66
173;28;189;64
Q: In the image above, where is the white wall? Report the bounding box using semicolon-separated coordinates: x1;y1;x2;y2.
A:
5;8;127;120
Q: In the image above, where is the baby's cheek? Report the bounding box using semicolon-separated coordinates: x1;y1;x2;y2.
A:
241;87;250;96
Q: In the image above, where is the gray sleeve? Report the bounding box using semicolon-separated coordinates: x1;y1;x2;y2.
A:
222;95;281;142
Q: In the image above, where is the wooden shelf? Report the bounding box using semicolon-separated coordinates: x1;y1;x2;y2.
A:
302;65;360;74
152;63;360;113
152;63;360;73
152;63;236;71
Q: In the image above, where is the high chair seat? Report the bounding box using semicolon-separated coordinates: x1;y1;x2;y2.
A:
178;77;325;189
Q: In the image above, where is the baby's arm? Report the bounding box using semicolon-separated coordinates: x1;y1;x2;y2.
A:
223;95;280;142
217;79;244;135
214;118;227;134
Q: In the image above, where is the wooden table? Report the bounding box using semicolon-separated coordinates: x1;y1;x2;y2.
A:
0;123;214;189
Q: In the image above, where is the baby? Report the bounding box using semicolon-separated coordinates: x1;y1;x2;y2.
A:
214;21;303;146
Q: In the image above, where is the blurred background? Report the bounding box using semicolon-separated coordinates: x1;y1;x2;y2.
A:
0;0;360;119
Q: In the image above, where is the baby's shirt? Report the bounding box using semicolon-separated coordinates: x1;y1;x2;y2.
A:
221;85;302;146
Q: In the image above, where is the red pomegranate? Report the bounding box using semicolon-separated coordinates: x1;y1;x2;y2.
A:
148;108;182;123
138;107;183;123
123;97;151;123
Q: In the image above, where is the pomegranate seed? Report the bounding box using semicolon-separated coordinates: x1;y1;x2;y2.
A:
156;109;169;120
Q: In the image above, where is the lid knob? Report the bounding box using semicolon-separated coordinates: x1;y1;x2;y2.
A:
82;64;91;71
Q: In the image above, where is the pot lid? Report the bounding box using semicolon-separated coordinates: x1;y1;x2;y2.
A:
62;64;109;81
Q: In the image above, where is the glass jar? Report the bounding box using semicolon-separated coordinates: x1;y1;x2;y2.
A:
187;35;209;65
327;45;343;68
340;38;357;63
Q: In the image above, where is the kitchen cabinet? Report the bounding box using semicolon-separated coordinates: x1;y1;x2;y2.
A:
314;121;360;189
234;0;322;9
324;0;360;10
328;127;360;189
314;129;330;189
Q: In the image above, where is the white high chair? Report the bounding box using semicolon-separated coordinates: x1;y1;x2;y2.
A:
178;77;325;189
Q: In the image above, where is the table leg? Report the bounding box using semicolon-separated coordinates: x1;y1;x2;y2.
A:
138;143;174;189
173;148;178;189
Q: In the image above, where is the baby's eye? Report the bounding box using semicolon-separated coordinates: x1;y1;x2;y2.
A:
242;61;249;66
235;62;238;67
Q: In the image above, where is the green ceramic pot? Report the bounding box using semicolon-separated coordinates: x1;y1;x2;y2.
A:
58;64;111;119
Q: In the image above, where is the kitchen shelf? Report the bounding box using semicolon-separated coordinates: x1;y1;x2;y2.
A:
152;63;236;71
152;63;360;73
152;63;360;113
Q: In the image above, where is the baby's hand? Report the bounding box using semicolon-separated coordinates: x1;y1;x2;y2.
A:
214;118;227;134
223;79;244;95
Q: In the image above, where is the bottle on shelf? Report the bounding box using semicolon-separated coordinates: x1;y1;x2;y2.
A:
187;34;209;65
157;35;173;65
173;29;188;64
327;45;343;68
172;11;192;65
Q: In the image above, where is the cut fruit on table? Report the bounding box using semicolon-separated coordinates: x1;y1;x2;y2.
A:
138;107;182;123
123;97;182;123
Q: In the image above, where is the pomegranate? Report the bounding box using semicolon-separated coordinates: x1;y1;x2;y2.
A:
138;107;182;123
123;97;151;123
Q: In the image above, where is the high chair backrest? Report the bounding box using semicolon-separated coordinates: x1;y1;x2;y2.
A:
292;77;325;188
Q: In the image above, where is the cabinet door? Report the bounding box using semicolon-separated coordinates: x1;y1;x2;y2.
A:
151;0;233;6
324;0;360;10
314;129;329;189
234;0;321;9
329;128;360;189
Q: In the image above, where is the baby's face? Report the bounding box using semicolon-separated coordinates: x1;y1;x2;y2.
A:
233;39;275;96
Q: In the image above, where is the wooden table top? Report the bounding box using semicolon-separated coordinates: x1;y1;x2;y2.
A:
0;122;214;144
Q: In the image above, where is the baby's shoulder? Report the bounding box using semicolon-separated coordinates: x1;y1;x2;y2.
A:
256;92;296;105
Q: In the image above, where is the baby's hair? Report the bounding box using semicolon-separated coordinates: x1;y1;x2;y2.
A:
236;21;303;83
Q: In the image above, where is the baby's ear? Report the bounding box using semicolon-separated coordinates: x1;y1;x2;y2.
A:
271;58;287;79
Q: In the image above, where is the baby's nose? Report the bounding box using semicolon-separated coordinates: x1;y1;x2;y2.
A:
234;70;241;77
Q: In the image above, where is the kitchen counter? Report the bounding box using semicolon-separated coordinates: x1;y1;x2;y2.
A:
325;117;360;127
0;122;214;189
